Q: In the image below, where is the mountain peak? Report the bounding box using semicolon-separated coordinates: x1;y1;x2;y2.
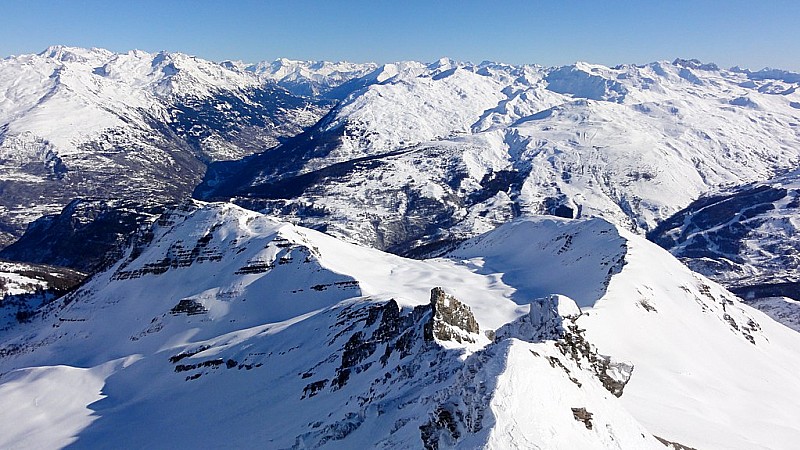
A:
672;58;720;71
38;45;112;62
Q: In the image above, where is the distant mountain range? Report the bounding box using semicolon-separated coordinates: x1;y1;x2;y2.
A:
1;47;799;449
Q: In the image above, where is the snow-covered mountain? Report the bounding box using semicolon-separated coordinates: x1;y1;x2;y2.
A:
0;202;797;449
0;46;328;247
197;58;800;257
241;58;380;98
3;47;800;448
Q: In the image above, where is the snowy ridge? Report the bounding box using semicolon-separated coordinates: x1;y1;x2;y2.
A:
244;58;380;98
0;203;798;448
1;45;260;152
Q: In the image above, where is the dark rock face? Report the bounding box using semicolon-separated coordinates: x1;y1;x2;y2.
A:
655;435;699;450
293;292;495;448
326;299;431;392
556;322;634;398
571;407;594;430
169;299;208;316
424;287;480;344
112;229;223;280
0;198;168;274
420;407;461;449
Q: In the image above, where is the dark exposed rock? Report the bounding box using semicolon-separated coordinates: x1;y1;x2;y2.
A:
291;412;364;449
169;299;208;316
571;407;593;430
420;407;461;450
113;228;224;281
424;287;479;343
469;169;529;205
169;345;211;363
556;322;634;398
329;299;431;391
655;435;699;450
233;261;274;275
174;358;224;373
302;379;329;399
546;355;582;388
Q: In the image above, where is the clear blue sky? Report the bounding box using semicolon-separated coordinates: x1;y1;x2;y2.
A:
1;0;798;70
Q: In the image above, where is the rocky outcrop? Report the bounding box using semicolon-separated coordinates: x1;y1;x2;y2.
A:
494;294;634;398
655;436;699;450
424;287;480;344
556;322;634;398
571;407;594;430
495;294;578;342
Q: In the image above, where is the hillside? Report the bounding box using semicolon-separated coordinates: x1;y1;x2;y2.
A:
0;203;797;449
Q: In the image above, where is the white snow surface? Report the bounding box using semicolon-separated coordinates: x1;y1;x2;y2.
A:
0;46;262;154
0;202;798;449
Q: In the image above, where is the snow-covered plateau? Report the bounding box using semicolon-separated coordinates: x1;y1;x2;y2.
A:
1;47;800;449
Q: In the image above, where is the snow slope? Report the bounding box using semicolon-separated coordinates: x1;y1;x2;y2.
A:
0;202;797;449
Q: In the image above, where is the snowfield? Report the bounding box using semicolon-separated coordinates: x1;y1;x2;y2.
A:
0;202;797;449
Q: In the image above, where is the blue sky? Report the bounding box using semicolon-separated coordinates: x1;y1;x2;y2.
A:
1;0;798;70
